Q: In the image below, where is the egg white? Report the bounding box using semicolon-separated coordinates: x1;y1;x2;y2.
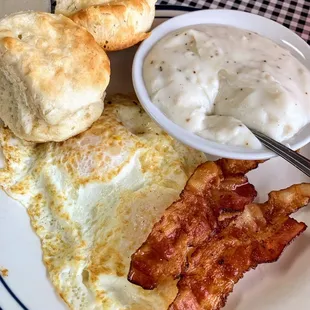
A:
0;94;206;309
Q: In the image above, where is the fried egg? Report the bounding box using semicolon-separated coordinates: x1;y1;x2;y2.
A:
0;94;206;309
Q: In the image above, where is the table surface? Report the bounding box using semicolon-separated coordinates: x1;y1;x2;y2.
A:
157;0;310;44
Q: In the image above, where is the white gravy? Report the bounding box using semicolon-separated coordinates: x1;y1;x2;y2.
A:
143;25;310;148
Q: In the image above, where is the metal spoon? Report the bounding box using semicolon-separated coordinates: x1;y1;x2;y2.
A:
250;128;310;178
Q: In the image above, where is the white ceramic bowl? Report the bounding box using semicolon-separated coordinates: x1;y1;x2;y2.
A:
132;9;310;160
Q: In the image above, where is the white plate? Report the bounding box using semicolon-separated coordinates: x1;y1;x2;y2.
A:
0;3;310;310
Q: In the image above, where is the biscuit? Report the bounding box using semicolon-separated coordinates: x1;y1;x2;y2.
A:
56;0;156;51
0;11;110;142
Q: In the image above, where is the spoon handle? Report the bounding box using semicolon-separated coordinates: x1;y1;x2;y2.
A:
251;129;310;178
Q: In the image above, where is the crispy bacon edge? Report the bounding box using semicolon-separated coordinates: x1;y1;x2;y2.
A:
128;159;261;289
169;184;310;310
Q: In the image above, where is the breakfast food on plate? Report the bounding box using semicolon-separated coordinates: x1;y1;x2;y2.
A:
128;159;259;289
171;184;310;310
0;4;309;309
0;94;206;309
129;173;310;310
0;94;308;309
55;0;157;51
143;25;310;148
0;11;110;142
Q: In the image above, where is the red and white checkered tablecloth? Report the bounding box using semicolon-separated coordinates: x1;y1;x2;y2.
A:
156;0;310;44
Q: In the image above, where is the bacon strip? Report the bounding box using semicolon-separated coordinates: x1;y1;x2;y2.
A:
128;160;260;289
170;184;310;310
